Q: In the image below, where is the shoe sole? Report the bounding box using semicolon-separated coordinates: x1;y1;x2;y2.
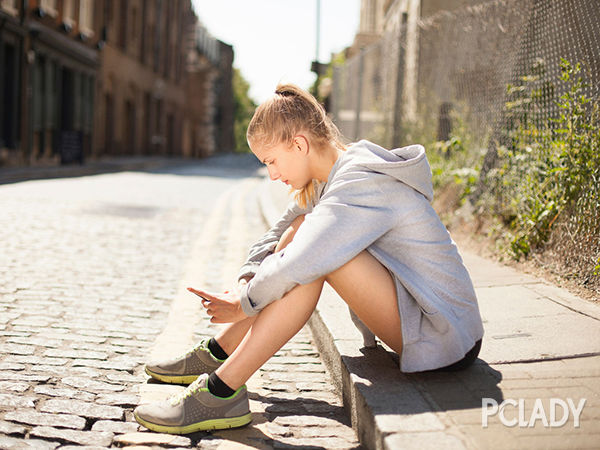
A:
145;366;203;385
134;411;252;434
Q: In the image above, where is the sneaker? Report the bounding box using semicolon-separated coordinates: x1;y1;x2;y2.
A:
145;339;224;384
134;373;252;434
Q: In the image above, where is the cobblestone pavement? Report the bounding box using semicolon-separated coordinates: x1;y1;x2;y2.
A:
0;155;359;449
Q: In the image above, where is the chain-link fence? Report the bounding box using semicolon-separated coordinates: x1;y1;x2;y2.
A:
330;0;600;291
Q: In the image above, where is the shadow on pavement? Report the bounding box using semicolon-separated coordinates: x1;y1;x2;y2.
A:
148;153;264;180
344;347;504;416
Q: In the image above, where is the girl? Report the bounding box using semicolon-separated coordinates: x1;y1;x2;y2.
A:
134;84;484;434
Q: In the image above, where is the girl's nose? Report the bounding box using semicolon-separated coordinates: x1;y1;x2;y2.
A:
267;165;280;181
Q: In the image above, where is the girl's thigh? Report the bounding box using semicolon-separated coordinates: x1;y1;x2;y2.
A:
326;251;403;355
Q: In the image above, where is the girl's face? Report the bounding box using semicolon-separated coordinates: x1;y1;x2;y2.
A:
250;137;312;190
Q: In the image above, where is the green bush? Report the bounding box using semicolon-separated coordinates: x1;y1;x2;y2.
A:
232;68;257;153
490;59;599;259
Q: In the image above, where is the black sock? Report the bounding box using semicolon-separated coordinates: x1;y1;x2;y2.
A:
208;338;229;360
207;372;236;398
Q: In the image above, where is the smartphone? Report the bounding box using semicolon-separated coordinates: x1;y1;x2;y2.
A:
187;287;210;302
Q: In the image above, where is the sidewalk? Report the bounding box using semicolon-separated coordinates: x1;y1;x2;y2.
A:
0;156;191;185
259;177;600;450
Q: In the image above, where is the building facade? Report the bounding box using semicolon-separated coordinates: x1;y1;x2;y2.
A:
0;0;234;168
0;0;102;166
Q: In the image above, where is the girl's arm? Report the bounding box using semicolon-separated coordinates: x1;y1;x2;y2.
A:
237;199;313;281
240;171;400;316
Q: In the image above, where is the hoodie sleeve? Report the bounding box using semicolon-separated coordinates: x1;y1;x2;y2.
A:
240;169;397;316
237;200;312;281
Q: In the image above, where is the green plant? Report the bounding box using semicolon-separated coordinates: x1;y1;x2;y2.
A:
492;59;600;259
427;107;486;202
232;68;257;153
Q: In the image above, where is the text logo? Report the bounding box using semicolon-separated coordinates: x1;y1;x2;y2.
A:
482;398;586;428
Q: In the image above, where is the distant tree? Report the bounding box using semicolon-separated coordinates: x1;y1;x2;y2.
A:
232;68;257;152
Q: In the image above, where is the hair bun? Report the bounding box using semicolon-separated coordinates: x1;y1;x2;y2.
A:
275;85;297;97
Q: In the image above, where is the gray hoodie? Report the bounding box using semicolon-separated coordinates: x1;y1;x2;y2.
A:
239;140;484;372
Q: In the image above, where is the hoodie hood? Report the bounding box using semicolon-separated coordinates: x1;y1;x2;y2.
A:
347;140;434;202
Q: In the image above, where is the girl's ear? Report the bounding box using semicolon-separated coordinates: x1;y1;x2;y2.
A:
293;135;310;155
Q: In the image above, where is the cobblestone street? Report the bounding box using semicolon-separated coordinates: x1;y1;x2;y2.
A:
0;155;359;449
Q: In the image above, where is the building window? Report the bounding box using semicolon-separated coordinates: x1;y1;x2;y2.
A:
0;0;19;16
131;7;138;43
79;0;94;38
40;0;58;17
118;4;128;50
62;0;75;30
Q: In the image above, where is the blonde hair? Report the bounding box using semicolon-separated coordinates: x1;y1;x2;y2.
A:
247;84;345;208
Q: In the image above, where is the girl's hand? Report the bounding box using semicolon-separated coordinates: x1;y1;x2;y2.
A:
187;287;247;324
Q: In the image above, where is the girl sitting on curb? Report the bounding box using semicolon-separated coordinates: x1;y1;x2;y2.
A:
134;84;484;434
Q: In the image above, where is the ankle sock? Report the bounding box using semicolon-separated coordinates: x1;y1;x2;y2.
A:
207;372;236;398
208;338;229;360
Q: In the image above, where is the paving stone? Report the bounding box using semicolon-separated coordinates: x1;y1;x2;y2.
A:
95;393;140;407
0;419;27;435
34;385;96;401
296;382;335;392
262;363;326;373
92;419;140;433
0;435;59;449
0;330;31;337
29;365;102;378
78;329;131;339
269;356;323;365
110;338;153;348
4;409;86;430
0;381;30;392
113;432;192;447
44;349;108;360
3;355;69;366
41;399;124;420
39;332;107;343
71;359;137;371
0;343;36;355
106;372;145;383
7;337;62;348
0;394;38;408
0;362;25;371
60;447;111;450
274;415;345;428
61;376;125;392
266;371;327;383
274;436;357;449
30;426;114;446
11;318;51;327
0;372;51;382
265;422;293;437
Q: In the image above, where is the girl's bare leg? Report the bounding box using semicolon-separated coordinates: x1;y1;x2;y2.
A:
325;251;403;355
212;215;306;356
216;256;402;390
214;213;402;391
212;316;256;356
216;277;324;390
